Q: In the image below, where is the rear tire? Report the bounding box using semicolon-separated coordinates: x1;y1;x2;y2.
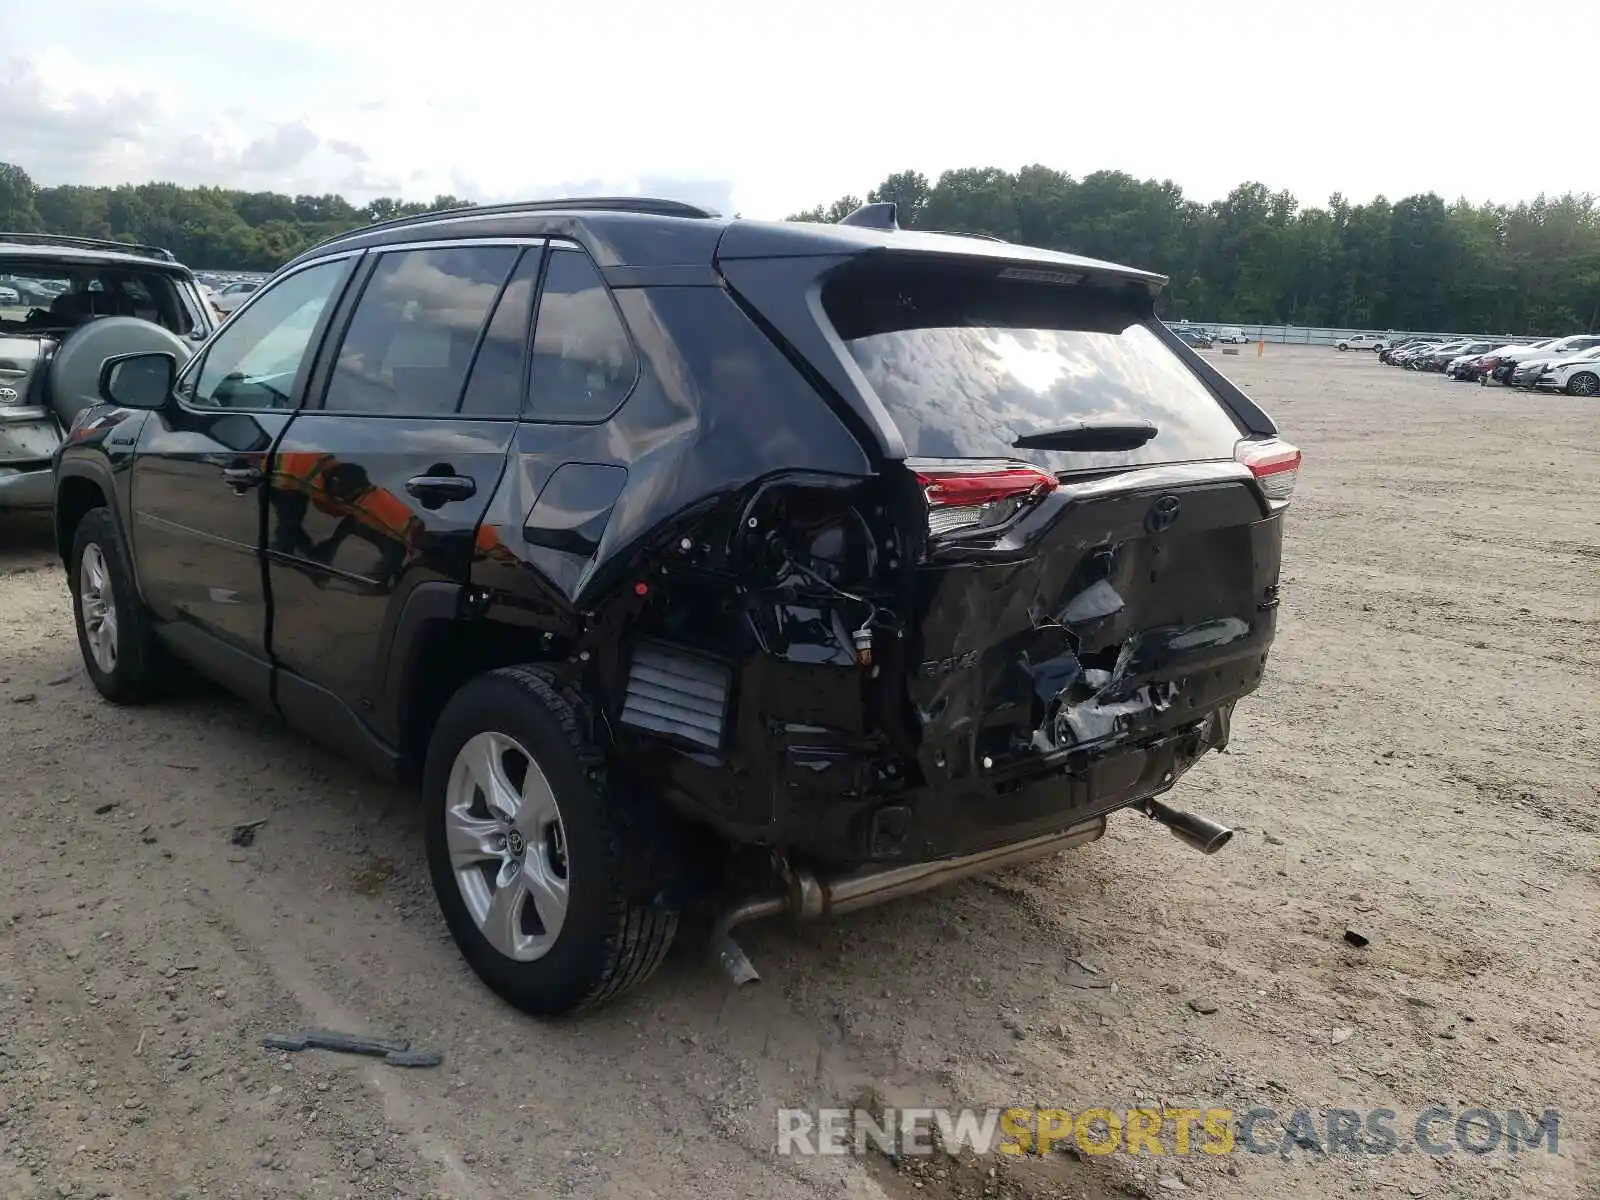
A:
422;666;679;1016
69;507;170;703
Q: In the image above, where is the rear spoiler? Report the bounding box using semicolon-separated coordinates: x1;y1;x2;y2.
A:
718;213;1167;297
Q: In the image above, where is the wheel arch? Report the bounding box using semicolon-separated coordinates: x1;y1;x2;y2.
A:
53;462;124;567
382;583;572;782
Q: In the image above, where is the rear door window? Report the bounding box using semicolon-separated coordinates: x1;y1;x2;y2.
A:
826;264;1244;474
321;245;519;416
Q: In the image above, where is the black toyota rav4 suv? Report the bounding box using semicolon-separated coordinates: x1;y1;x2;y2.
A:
53;198;1300;1015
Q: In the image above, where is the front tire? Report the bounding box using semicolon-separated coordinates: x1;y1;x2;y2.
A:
1567;371;1598;397
422;666;679;1016
69;507;169;703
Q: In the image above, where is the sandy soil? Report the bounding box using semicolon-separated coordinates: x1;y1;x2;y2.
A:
1;346;1596;1200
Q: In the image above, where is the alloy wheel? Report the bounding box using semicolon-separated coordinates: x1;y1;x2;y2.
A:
79;543;119;675
444;731;570;962
1569;372;1598;397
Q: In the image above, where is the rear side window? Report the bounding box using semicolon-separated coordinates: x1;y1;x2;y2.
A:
827;265;1245;473
322;245;519;416
526;248;638;422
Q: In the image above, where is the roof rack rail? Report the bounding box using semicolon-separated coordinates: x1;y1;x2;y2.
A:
305;195;720;254
0;231;178;263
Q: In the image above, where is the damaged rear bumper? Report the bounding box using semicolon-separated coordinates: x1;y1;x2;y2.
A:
626;628;1247;867
775;701;1238;866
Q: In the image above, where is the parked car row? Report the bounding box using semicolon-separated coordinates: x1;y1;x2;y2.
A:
1168;322;1215;348
189;270;269;320
1378;333;1600;395
1164;323;1249;347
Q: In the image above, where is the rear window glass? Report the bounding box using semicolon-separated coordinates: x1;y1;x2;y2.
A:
828;269;1244;473
0;263;189;334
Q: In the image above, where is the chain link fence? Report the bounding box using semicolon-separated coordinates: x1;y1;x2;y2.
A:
1173;323;1532;347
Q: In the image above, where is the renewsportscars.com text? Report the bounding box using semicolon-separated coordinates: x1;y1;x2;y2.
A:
776;1106;1560;1158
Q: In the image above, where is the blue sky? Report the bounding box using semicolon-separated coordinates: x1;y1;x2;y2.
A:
1;0;1590;218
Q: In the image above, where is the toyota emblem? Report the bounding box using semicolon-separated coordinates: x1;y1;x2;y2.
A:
1145;494;1182;534
0;387;17;403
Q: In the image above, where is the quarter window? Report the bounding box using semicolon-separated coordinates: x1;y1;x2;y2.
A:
183;259;349;410
526;248;638;422
321;246;519;416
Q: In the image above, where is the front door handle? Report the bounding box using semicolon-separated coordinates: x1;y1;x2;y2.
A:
221;465;263;493
405;474;477;506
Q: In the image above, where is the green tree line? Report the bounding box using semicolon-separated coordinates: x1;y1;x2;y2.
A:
5;159;1597;332
0;161;474;273
792;168;1600;334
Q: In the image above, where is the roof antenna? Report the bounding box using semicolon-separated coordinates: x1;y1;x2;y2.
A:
838;201;899;231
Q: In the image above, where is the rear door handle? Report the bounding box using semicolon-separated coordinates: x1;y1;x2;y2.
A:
221;465;263;493
405;474;477;505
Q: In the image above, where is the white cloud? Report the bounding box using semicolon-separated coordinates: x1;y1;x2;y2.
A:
2;0;1594;217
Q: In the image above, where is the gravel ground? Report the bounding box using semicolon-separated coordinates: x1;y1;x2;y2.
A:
0;346;1595;1200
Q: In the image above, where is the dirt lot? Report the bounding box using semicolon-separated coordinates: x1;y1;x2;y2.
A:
1;346;1596;1200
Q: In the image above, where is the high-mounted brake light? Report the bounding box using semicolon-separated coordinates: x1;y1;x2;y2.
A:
1235;438;1302;506
913;463;1058;536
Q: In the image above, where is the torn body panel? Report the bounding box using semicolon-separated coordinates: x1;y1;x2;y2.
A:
471;431;1275;867
508;457;1277;869
904;462;1277;787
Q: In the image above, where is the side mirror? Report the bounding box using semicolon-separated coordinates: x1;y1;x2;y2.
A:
98;351;176;410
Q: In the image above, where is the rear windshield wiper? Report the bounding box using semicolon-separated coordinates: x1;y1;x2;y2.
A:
1012;419;1158;452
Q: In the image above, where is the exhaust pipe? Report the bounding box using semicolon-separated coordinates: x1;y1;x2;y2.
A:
1141;796;1234;855
709;896;785;987
710;816;1108;986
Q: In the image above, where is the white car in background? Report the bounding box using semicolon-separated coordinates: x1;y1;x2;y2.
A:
1532;345;1600;396
1215;327;1248;344
212;279;263;314
1336;333;1387;351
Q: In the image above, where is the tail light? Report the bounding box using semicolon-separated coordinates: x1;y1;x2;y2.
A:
912;461;1058;536
1236;438;1302;508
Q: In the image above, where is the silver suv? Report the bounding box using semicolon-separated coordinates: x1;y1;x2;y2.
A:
1;232;214;509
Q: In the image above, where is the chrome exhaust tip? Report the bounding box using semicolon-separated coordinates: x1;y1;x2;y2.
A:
1141;796;1234;855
